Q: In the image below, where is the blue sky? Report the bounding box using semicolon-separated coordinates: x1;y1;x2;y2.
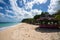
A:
0;0;60;22
16;0;50;12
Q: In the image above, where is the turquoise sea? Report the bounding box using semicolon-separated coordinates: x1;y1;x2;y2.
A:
0;22;19;28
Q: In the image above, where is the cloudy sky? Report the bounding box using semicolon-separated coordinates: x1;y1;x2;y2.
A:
0;0;60;22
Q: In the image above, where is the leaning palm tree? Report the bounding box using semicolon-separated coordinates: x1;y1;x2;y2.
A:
55;10;60;20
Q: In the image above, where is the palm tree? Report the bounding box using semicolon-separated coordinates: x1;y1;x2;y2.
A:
55;10;60;20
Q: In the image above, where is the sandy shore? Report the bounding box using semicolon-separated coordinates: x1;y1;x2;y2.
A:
0;23;60;40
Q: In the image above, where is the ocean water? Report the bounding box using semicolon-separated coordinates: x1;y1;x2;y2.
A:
0;22;19;28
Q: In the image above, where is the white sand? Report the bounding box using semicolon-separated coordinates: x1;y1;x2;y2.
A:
0;23;60;40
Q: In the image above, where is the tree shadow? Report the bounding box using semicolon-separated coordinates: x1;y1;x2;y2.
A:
35;27;60;33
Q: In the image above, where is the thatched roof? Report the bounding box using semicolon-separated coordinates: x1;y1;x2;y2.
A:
37;16;59;21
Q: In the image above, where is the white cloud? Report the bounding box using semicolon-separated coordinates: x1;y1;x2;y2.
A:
0;7;3;9
5;10;23;20
0;0;47;22
0;12;20;22
0;13;4;17
31;9;42;16
48;0;60;14
34;0;47;4
6;10;13;13
9;0;43;21
0;0;6;4
24;0;47;9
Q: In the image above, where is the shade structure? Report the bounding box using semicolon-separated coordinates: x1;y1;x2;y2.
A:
37;17;60;28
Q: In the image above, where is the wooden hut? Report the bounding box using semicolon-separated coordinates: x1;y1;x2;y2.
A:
37;14;60;28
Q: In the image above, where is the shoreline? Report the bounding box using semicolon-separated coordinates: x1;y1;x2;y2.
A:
0;23;21;31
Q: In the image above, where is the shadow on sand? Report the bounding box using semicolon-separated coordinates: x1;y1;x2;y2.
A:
35;27;60;33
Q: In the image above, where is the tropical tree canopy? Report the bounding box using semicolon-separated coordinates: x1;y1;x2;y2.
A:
54;10;60;20
55;15;60;20
34;15;41;19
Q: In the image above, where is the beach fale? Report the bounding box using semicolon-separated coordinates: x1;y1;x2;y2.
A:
37;14;60;28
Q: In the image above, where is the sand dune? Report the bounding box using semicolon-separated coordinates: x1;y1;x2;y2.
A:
0;23;60;40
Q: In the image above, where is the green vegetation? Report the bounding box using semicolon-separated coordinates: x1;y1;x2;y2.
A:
22;18;36;24
34;15;41;20
22;10;60;25
54;10;60;20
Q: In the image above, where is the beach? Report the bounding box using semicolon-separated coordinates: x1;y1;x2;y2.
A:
0;23;60;40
